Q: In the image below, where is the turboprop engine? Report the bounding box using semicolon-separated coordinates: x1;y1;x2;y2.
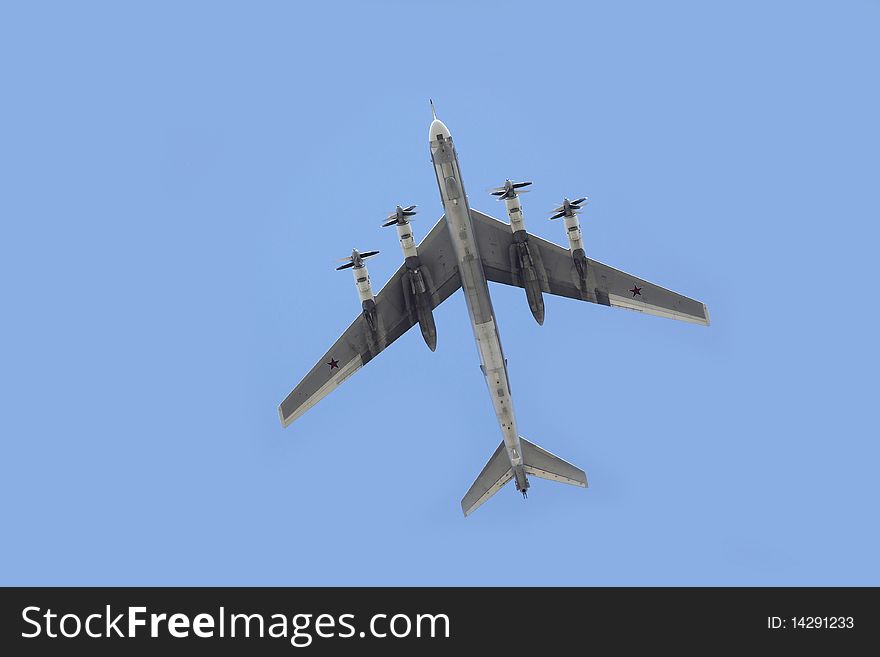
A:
549;196;589;290
382;205;438;351
336;248;380;332
490;180;546;325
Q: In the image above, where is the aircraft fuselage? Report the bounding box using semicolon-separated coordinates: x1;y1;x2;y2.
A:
428;118;529;494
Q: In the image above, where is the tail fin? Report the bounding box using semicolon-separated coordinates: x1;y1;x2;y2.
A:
461;437;587;516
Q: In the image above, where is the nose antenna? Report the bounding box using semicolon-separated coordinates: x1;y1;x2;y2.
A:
430;99;437;120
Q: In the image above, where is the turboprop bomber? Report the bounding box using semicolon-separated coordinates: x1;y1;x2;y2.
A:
279;106;710;516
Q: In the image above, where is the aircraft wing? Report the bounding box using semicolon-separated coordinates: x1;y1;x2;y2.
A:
470;209;709;325
279;216;460;427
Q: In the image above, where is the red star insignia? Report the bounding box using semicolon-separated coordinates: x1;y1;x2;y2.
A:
630;285;642;297
327;358;339;370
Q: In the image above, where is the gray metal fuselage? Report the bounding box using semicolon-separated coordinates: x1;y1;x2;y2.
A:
429;119;529;493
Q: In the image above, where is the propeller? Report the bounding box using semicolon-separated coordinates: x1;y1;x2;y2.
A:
490;180;532;200
335;248;380;270
548;196;588;220
381;205;417;228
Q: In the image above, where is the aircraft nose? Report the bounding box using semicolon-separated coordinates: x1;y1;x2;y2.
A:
429;118;451;142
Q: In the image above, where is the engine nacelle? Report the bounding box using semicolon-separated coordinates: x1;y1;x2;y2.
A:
351;264;377;331
395;222;418;259
402;262;437;351
559;213;588;290
563;213;584;252
352;263;374;303
504;196;526;232
504;194;544;324
510;232;545;325
499;188;545;325
389;219;438;352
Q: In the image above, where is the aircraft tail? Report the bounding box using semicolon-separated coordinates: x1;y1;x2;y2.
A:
461;437;587;517
519;437;588;488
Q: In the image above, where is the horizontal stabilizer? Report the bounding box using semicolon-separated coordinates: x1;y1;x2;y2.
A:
461;441;512;517
521;437;588;488
461;437;587;516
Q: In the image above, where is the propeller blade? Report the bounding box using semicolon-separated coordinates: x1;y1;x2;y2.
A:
335;261;356;270
403;205;417;212
572;197;587;205
549;211;566;220
402;211;417;217
513;181;532;189
491;190;506;197
381;218;398;227
360;250;380;259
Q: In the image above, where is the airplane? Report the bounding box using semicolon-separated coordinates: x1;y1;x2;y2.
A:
278;103;710;516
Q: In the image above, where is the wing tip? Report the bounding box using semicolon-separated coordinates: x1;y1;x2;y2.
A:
701;302;711;327
460;496;480;518
278;405;294;428
460;496;485;518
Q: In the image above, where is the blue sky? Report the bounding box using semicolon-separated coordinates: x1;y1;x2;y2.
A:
1;0;878;585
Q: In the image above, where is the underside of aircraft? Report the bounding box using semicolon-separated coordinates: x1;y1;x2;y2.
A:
279;106;709;516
